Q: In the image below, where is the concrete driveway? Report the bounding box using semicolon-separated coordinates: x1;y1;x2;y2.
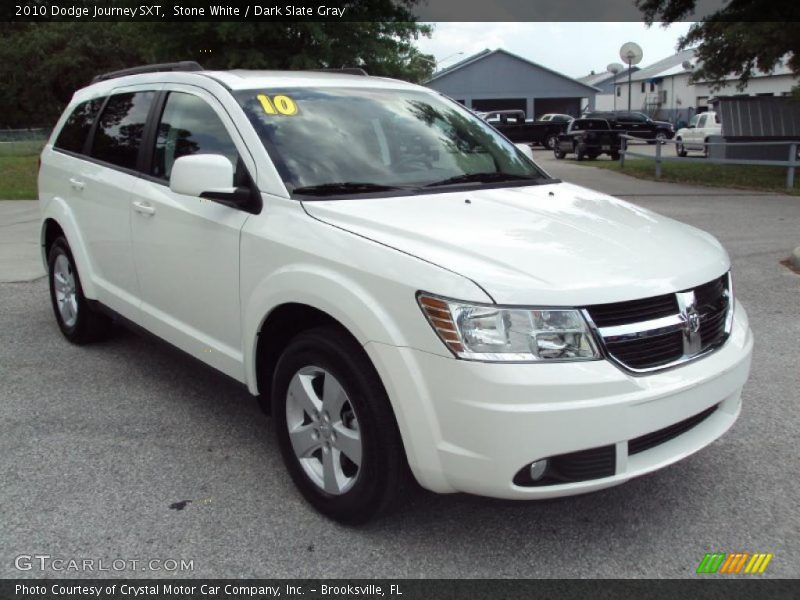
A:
0;201;44;283
1;166;799;578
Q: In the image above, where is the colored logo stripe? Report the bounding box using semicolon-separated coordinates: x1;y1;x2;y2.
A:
697;552;773;574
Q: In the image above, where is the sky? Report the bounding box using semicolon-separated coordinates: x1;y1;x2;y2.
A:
415;22;694;79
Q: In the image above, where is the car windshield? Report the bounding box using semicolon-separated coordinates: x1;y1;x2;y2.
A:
235;87;550;196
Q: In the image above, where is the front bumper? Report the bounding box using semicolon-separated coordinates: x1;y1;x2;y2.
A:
365;302;753;499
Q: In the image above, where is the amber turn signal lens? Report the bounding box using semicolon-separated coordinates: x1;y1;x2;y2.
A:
417;294;465;354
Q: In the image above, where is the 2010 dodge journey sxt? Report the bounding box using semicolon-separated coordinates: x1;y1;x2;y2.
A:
38;62;753;523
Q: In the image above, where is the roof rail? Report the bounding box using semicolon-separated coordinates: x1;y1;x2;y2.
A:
91;61;204;84
313;68;368;76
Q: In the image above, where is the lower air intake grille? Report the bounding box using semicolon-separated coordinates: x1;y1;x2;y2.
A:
629;405;719;455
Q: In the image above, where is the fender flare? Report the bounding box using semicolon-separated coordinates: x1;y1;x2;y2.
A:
40;197;98;298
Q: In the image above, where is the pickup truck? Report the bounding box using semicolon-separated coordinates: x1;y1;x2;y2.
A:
554;118;621;160
583;110;675;144
675;111;721;157
482;110;571;149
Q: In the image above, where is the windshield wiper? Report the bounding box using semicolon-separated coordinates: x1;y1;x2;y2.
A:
292;182;411;196
425;172;551;188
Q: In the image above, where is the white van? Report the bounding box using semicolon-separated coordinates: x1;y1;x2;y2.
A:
39;63;752;522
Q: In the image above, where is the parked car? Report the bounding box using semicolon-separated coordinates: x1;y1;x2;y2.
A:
675;111;722;157
482;110;571;149
537;113;574;123
554;118;621;160
584;110;675;143
39;62;752;523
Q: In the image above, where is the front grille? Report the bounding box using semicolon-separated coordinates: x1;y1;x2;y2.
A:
604;330;684;369
586;273;731;372
629;405;719;455
588;293;678;328
513;445;616;487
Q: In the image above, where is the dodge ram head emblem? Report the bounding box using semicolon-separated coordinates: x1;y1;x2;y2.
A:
685;305;701;334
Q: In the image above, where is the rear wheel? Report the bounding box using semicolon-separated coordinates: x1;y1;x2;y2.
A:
703;138;709;158
47;237;113;344
271;326;408;523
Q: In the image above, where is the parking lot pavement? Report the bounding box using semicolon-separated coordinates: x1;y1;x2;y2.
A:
1;171;799;578
0;200;44;283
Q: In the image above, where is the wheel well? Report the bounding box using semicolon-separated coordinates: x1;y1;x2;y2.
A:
43;219;65;256
254;303;355;412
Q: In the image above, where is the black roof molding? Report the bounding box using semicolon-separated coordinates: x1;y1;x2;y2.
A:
91;61;204;84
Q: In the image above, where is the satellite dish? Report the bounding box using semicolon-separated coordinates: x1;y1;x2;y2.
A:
681;60;694;70
607;62;624;75
619;42;643;66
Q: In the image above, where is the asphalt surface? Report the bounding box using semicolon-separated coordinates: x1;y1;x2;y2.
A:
1;158;799;578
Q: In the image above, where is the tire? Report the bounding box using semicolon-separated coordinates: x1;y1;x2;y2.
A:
554;147;566;159
703;138;709;158
271;326;408;524
545;135;558;150
655;131;668;144
575;143;584;161
676;139;688;157
610;152;620;161
47;236;113;344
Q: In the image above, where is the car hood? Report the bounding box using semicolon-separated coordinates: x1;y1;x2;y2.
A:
302;182;730;306
653;120;673;129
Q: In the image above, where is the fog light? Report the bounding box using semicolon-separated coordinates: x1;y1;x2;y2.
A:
529;460;548;481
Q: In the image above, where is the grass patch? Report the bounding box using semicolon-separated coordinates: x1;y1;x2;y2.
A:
578;158;799;196
0;155;38;199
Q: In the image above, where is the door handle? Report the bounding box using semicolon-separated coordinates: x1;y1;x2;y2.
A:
68;178;85;191
132;201;156;216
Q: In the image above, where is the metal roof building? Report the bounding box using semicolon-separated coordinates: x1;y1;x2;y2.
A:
424;49;599;119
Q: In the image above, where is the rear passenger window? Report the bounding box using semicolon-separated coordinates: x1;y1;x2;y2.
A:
54;99;104;154
90;91;155;170
152;92;239;180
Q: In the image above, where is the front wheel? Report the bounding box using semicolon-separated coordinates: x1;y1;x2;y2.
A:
554;146;566;159
271;326;408;524
545;135;558;150
47;237;113;344
676;139;687;157
655;131;668;144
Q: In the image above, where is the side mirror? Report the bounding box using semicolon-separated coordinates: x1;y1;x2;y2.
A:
688;125;696;129
170;154;235;197
515;143;535;161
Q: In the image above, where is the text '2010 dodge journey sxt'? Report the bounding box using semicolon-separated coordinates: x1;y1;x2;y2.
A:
38;63;753;523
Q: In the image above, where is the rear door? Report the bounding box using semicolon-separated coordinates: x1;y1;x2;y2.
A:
129;86;255;380
69;87;159;319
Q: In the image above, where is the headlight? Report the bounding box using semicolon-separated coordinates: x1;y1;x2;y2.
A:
417;293;600;362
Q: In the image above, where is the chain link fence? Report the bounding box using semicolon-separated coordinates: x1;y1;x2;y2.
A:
0;128;50;156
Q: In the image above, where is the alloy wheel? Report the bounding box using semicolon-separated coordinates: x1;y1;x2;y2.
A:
285;366;362;495
53;253;78;327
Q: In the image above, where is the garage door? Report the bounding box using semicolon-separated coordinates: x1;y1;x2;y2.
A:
534;98;582;119
472;98;527;116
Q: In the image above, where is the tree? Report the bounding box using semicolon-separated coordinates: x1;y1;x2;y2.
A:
636;0;800;91
0;13;433;128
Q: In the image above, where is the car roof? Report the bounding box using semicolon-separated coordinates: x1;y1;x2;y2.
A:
71;69;428;104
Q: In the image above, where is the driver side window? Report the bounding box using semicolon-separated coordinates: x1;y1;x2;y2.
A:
152;92;240;181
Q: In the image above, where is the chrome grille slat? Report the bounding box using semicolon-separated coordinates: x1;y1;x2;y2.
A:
585;273;733;373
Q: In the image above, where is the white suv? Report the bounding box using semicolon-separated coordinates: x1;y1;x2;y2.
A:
39;63;753;523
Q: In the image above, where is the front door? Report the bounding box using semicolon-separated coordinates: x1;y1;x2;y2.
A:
130;87;256;381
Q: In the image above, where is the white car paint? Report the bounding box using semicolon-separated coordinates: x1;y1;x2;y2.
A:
39;69;752;500
676;111;722;154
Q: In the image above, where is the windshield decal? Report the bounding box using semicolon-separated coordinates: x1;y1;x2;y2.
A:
257;94;298;116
